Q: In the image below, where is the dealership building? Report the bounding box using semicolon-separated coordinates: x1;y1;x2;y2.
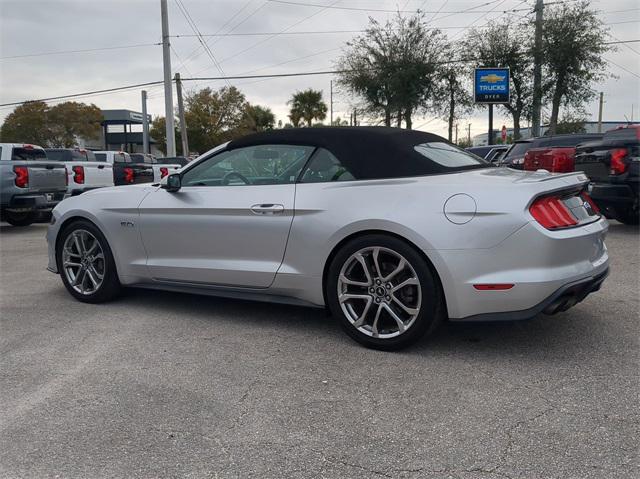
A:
79;109;163;156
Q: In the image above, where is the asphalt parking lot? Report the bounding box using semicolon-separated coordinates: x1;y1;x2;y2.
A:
0;222;638;479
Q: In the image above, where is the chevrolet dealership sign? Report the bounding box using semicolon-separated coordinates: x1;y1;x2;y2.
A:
474;67;510;104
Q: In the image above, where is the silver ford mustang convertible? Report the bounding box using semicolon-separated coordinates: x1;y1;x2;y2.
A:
47;127;609;350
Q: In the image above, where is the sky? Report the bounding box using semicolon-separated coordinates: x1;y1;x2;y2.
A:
0;0;639;141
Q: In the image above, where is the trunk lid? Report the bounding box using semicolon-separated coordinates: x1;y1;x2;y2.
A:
20;161;67;191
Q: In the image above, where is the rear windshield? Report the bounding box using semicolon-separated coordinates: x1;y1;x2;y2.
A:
414;142;488;169
504;142;532;159
539;135;602;147
95;153;106;162
113;153;131;163
12;147;47;161
604;127;639;141
45;149;93;161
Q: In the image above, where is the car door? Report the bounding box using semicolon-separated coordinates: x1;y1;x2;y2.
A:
137;143;315;288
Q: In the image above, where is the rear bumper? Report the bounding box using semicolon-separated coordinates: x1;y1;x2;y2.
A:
589;182;638;217
457;268;609;321
436;218;610;320
3;191;66;212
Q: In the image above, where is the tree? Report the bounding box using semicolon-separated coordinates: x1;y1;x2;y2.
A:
336;12;445;129
0;100;102;147
243;105;275;132
47;102;102;147
288;89;327;127
542;0;611;134
463;20;533;140
149;116;181;155
433;47;473;141
184;86;249;153
0;101;50;145
553;110;588;134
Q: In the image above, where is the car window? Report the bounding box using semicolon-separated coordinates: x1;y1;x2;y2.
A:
11;147;47;161
182;144;314;187
300;148;355;183
85;150;97;161
414;142;487;168
95;153;107;162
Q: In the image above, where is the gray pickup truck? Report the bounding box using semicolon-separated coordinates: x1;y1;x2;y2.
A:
1;143;68;226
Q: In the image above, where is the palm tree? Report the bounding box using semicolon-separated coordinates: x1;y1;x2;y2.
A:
288;89;328;127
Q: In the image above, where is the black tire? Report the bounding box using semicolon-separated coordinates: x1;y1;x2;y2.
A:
5;211;35;227
616;209;639;225
326;234;444;351
56;219;121;303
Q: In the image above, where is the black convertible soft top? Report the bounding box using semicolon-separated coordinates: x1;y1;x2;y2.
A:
228;127;467;180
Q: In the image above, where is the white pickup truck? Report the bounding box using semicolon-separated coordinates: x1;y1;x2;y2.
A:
130;153;183;183
44;148;114;196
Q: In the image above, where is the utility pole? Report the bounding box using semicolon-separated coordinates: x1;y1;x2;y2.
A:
467;124;471;144
455;123;459;144
349;113;353;126
175;73;189;156
160;0;176;157
531;0;544;138
141;90;150;154
330;80;333;126
597;92;604;133
353;109;357;126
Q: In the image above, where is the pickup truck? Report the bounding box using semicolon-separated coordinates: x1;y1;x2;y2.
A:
500;133;603;169
94;151;154;186
0;143;68;226
130;153;182;183
575;126;639;225
44;148;114;195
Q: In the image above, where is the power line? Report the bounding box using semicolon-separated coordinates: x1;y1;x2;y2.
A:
606;58;640;80
266;0;532;14
0;42;161;61
171;29;365;37
174;0;262;74
0;80;164;108
173;0;230;85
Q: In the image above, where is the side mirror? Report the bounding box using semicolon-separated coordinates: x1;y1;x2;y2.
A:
162;173;182;192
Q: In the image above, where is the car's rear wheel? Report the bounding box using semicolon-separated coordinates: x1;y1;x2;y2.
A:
5;211;35;227
616;209;639;225
327;234;443;350
56;220;121;303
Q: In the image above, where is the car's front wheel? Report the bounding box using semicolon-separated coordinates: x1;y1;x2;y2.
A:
327;234;444;350
56;220;121;303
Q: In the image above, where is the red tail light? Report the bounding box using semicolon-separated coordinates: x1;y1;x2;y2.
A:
160;167;169;179
72;165;85;184
124;167;135;184
524;147;575;173
580;191;600;214
610;148;628;175
473;284;514;290
529;195;578;229
14;166;29;188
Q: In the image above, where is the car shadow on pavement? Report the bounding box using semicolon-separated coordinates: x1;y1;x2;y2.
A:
120;286;606;361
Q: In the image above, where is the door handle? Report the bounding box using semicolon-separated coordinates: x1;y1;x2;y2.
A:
97;165;105;169
251;204;284;215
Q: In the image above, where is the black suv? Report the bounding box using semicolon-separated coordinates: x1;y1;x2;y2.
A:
575;126;639;225
500;133;603;169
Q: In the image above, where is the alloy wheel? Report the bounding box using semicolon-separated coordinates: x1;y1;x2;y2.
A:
62;229;105;295
337;246;422;339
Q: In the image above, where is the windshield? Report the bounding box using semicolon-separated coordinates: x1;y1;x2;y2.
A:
12;147;47;161
414;142;489;169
